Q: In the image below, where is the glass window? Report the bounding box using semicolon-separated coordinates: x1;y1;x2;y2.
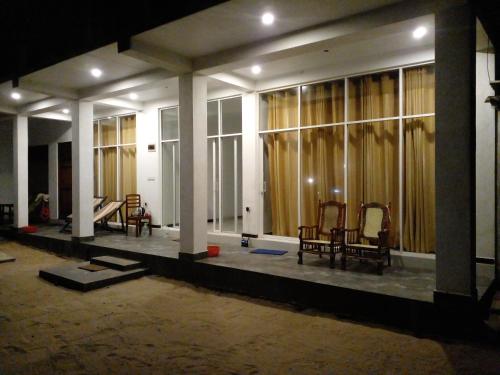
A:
207;138;219;231
221;97;242;134
93;122;99;146
301;80;344;126
221;136;242;232
260;88;298;130
162;142;180;227
404;65;435;115
120;115;136;144
101;117;117;146
161;108;179;140
207;101;219;136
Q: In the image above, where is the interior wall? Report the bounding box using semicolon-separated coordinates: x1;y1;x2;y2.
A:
476;51;496;260
0;119;14;203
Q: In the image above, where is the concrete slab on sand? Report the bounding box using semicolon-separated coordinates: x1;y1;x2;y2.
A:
0;251;15;263
39;262;147;292
91;255;143;271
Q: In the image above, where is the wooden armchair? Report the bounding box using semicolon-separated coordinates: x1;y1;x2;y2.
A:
341;202;391;275
298;200;346;268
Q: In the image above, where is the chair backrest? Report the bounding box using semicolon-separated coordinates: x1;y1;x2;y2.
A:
125;194;141;217
358;202;391;241
93;201;125;223
317;200;346;237
93;196;106;211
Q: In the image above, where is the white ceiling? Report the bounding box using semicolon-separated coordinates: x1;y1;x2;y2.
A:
134;0;402;57
22;44;154;91
0;81;48;107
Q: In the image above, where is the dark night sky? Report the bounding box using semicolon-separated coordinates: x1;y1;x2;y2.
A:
0;1;226;84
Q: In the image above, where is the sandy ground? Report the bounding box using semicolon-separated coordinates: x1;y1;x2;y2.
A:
0;241;499;375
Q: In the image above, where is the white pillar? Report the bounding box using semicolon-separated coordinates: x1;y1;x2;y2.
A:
71;101;94;240
179;73;208;260
242;93;259;235
435;3;476;300
13;115;29;228
48;142;59;221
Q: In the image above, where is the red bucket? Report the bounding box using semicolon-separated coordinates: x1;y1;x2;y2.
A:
207;245;220;257
21;225;38;233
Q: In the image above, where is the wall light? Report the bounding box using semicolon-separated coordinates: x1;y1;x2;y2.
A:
261;12;274;26
10;92;21;100
412;26;427;39
62;108;70;114
90;68;103;78
251;65;262;75
307;177;314;184
129;92;139;100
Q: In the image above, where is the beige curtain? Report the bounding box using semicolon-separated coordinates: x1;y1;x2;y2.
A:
348;72;399;246
101;119;116;146
93;149;98;196
120;115;136;144
301;81;345;228
102;148;117;202
121;146;137;198
264;89;298;236
403;66;435;253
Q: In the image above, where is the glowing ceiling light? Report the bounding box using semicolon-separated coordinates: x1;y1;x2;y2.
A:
251;65;262;75
261;12;274;26
412;26;427;39
90;68;103;78
10;92;21;100
129;92;139;100
62;108;70;114
307;177;314;184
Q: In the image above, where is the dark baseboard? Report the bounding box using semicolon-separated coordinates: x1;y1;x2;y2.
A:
179;251;208;262
71;236;95;243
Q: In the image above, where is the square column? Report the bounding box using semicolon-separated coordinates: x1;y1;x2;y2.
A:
434;3;476;301
48;142;59;221
13;115;28;229
179;73;208;260
71;101;94;241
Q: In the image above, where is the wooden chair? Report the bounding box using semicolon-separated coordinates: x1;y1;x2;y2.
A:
341;202;391;275
125;194;142;237
298;200;346;268
61;196;107;232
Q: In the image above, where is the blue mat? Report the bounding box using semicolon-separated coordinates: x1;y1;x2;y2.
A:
250;249;288;255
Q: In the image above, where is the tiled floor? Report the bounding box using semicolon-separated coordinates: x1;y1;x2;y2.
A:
17;225;496;303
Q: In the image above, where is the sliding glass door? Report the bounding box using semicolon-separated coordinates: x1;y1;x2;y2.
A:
161;107;180;228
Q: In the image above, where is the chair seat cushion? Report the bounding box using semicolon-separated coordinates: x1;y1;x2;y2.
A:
303;239;331;245
346;243;379;249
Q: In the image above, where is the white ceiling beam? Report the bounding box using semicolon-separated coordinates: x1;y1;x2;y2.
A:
18;97;69;116
119;38;192;74
78;68;175;101
209;73;255;92
192;1;434;74
0;104;17;114
32;112;71;122
15;78;79;100
96;98;144;111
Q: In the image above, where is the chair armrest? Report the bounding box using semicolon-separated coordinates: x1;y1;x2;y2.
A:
344;228;360;244
329;227;344;243
298;225;317;240
377;229;390;247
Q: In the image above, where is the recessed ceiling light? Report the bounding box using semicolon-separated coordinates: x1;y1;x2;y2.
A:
10;92;21;100
251;65;262;75
90;68;102;78
129;92;139;100
412;26;427;39
62;108;70;114
307;177;314;184
261;12;274;26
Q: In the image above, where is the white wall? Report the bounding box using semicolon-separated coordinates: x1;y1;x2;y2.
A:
475;52;496;259
0;119;14;203
28;118;71;146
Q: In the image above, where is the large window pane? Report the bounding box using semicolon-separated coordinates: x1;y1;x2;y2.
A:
403;117;435;253
347;121;399;247
161;108;179;140
263;131;298;236
221;136;242;233
162;142;179;227
404;65;435;115
301;126;344;227
301;80;344;126
207;138;219;231
120;146;137;219
348;71;399;121
221;97;242;134
93;149;99;196
102;148;117;220
93;122;99;146
260;88;298;130
120;115;136;144
207;101;218;136
101;117;117;146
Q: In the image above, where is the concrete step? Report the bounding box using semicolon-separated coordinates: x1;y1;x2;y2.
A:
39;262;147;292
90;256;143;271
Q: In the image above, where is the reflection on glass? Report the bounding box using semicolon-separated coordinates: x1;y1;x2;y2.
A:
404;65;435;116
93;122;99;146
262;131;298;236
93;149;99;196
161;108;179;140
162;142;180;227
348;71;399;121
221;97;242;134
101;117;117;146
207;101;219;136
207;138;219;231
120;115;136;144
301;80;344;126
347;121;399;246
259;88;298;130
301;126;344;227
102;147;117;221
221;137;242;232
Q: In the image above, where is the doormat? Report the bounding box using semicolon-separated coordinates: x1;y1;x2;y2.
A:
250;249;288;255
78;264;108;272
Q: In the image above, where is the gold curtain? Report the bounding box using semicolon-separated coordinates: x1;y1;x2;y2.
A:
93;149;98;196
102;148;117;202
301;81;345;228
264;89;298;236
403;66;435;253
348;72;399;246
120;115;136;144
120;146;137;218
101;119;117;146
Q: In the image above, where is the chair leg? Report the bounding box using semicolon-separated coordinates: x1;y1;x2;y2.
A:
126;223;128;236
387;249;391;267
377;261;384;275
298;251;303;265
329;252;335;269
341;253;346;270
